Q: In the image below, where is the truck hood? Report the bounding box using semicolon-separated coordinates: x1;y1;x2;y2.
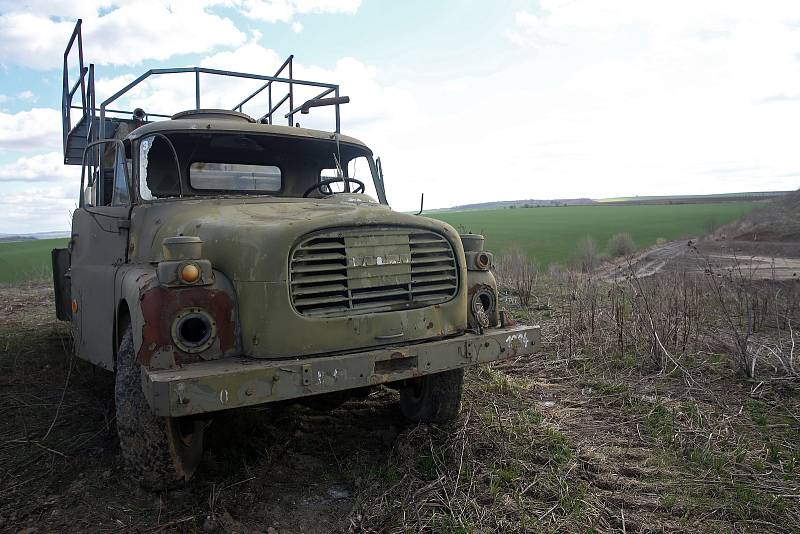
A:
130;197;461;282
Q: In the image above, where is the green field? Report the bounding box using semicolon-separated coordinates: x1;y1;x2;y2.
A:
428;202;757;267
0;238;69;284
0;202;757;284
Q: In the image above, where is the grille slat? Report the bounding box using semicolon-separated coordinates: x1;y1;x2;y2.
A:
412;273;456;284
351;287;409;301
411;283;458;294
292;284;349;296
290;273;347;285
291;264;346;274
410;246;451;255
294;294;350;307
289;227;459;317
411;264;457;274
293;252;347;262
411;254;455;264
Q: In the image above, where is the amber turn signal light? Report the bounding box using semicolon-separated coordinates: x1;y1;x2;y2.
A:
180;263;201;284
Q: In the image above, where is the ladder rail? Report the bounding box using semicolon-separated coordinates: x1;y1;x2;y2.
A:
62;19;87;157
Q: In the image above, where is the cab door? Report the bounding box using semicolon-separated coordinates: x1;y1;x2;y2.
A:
70;140;131;370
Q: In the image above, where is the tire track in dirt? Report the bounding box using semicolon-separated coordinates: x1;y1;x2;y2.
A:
519;374;680;533
598;238;800;281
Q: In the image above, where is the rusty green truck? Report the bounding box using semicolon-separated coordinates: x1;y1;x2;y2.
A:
53;19;540;489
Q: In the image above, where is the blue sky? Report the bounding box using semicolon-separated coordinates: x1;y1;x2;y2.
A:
1;0;799;233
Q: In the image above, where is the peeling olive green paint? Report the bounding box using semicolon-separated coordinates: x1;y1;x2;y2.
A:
58;115;541;419
143;324;541;417
128;198;468;359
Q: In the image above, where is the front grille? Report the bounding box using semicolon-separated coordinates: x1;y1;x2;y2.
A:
289;227;459;317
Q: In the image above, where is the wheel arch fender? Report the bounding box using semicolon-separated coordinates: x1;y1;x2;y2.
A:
116;265;241;371
116;265;158;372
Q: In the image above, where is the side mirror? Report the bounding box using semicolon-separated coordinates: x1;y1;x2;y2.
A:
374;156;388;204
376;157;384;186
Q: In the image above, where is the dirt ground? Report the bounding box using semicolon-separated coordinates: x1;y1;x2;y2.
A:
2;282;799;533
600;238;800;281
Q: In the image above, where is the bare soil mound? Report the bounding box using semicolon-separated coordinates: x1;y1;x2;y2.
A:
719;189;800;242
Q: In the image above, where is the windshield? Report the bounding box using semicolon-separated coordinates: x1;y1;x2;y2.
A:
137;132;385;203
190;162;282;191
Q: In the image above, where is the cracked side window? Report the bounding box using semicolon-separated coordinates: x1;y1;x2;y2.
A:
139;137;154;201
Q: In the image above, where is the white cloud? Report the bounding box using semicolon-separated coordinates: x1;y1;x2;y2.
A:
0;91;37;106
0;108;62;151
0;184;75;234
239;0;360;23
0;1;111;20
2;1;800;233
0;152;77;182
449;0;800;207
0;1;247;70
0;0;361;70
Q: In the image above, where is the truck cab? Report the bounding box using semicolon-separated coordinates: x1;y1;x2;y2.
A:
53;19;540;489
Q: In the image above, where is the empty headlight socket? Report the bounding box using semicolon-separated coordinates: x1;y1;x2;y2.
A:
171;308;217;354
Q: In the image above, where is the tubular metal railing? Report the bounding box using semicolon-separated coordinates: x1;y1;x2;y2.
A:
62;19;345;165
62;19;87;154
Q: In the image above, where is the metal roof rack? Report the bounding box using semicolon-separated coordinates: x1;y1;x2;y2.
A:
62;19;347;166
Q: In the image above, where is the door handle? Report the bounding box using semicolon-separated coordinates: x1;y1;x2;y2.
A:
375;332;404;340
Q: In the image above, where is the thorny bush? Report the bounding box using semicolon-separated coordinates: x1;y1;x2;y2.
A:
496;247;538;308
500;251;800;380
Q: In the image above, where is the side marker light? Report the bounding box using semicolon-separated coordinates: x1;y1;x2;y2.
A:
180;263;201;284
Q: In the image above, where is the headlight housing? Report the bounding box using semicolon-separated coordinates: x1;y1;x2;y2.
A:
171;308;216;353
157;236;215;286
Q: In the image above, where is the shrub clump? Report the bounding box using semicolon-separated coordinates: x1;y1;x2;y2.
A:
606;232;636;258
574;236;599;272
497;247;538;307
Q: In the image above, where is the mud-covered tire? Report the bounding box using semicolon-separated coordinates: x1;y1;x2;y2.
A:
399;368;464;423
115;324;204;490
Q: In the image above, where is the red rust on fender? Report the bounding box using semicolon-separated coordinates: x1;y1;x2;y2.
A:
138;286;236;366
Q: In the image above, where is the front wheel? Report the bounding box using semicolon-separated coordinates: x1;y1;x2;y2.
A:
399;368;464;423
115;324;205;490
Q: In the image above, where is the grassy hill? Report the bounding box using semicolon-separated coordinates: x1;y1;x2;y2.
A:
0;201;759;284
428;202;757;267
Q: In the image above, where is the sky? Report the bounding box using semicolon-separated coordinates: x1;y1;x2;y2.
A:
0;0;799;233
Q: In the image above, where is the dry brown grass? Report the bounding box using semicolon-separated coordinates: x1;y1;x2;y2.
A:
2;266;799;533
350;367;584;533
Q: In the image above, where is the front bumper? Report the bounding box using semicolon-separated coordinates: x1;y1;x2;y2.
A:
142;324;540;417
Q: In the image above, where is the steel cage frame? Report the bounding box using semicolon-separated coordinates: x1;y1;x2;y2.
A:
98;66;342;140
62;18;345;163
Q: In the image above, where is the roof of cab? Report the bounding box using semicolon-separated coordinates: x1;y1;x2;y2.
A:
126;117;370;151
